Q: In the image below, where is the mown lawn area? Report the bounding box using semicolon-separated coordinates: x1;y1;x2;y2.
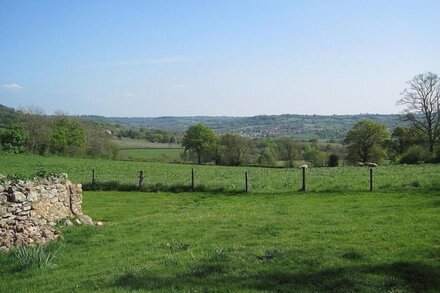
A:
1;190;439;292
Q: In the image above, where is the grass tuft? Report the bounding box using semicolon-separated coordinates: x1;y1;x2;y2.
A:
10;245;63;270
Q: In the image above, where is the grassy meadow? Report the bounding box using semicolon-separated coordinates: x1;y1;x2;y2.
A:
1;190;439;292
1;154;439;291
119;148;183;162
0;154;439;193
111;138;182;149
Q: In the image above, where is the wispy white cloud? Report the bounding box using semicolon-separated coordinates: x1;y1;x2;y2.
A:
122;92;135;97
0;83;23;90
79;57;190;68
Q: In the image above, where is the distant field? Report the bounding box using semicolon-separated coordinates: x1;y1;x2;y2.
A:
111;138;181;149
119;148;183;162
1;191;439;292
0;154;439;193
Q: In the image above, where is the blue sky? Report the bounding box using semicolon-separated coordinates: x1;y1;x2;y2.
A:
1;0;439;116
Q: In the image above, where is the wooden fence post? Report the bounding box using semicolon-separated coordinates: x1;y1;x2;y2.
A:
301;166;306;192
245;171;249;193
139;170;144;190
92;169;96;185
370;168;373;192
191;168;195;191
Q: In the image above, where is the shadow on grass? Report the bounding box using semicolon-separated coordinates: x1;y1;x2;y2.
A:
82;180;440;196
82;181;245;195
111;261;440;292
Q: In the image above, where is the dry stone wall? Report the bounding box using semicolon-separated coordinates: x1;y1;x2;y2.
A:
0;174;90;250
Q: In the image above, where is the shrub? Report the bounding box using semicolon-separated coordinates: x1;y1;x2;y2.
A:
431;146;440;163
399;145;430;164
328;154;339;167
303;145;327;167
258;147;277;167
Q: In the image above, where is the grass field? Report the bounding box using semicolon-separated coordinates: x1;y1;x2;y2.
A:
119;148;183;162
111;138;181;149
1;190;439;292
0;154;439;193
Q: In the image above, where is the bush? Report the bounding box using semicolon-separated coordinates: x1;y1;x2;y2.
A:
328;154;339;167
431;146;440;163
399;145;430;164
258;147;277;167
303;146;327;167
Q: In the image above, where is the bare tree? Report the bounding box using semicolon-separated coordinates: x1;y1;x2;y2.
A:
17;105;53;154
398;72;440;152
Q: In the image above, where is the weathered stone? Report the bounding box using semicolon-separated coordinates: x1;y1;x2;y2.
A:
64;219;74;226
12;191;26;203
0;206;7;217
0;218;59;249
96;221;104;227
0;174;88;250
70;185;83;216
27;191;38;202
78;215;93;225
32;198;72;222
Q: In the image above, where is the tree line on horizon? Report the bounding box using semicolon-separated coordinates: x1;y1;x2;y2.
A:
0;106;118;158
181;72;440;167
0;72;439;166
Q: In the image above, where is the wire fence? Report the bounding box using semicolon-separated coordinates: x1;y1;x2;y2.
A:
76;164;440;193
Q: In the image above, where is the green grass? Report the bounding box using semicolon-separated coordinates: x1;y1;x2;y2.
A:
119;148;183;162
1;190;439;292
0;154;439;193
111;138;181;149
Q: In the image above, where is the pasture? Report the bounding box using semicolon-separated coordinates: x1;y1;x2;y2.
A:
119;148;183;162
0;154;439;291
111;138;181;149
1;190;439;292
0;154;439;193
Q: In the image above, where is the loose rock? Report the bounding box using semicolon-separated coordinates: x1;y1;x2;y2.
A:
78;215;93;225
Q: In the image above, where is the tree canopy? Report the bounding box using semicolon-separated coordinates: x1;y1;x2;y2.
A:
182;124;217;164
51;118;86;156
344;120;390;163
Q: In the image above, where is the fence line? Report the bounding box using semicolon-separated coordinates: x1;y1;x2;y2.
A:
80;167;394;193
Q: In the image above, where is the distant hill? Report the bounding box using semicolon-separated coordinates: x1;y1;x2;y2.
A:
0;104;17;129
0;104;405;139
79;113;405;139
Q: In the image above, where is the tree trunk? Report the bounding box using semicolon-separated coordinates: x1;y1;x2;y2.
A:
197;151;201;164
